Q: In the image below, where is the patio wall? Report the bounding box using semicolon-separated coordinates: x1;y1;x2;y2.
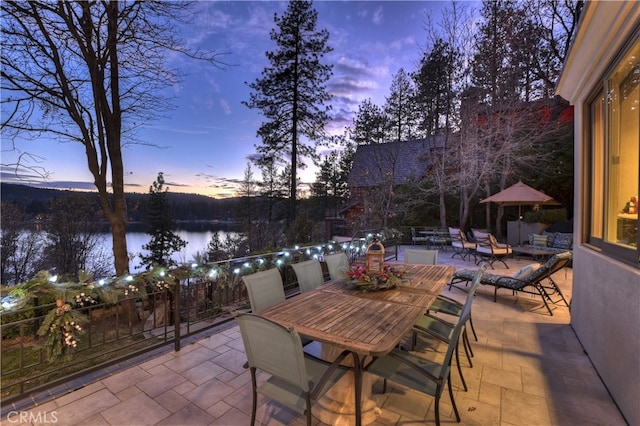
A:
555;2;640;424
570;247;640;425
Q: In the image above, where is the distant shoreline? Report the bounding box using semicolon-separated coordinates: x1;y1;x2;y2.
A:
12;220;243;234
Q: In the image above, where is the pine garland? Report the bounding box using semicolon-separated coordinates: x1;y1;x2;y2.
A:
37;300;88;362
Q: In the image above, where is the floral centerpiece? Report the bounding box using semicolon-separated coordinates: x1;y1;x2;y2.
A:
344;264;407;291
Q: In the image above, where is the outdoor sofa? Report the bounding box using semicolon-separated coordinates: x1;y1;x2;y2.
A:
518;231;573;254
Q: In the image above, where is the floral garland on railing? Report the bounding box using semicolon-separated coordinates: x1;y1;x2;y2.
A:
1;234;402;362
3;269;153;362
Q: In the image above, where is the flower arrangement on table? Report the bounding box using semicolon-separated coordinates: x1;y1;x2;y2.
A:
344;264;407;291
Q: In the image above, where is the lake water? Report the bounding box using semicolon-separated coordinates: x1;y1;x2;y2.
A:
101;230;238;272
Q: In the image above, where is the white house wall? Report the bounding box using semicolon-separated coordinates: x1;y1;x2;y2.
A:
557;2;640;424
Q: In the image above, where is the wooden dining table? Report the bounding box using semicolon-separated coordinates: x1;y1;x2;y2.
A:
259;263;456;426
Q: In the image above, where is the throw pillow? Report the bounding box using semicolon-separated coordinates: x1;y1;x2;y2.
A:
543;231;556;243
513;263;542;279
531;234;549;247
552;233;573;249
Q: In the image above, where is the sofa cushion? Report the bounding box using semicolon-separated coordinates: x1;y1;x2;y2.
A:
530;234;549;247
551;232;573;250
543;231;556;242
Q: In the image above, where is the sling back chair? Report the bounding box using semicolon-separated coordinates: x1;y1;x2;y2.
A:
410;265;486;392
404;248;438;265
365;268;485;426
234;312;361;426
291;259;325;293
323;252;350;281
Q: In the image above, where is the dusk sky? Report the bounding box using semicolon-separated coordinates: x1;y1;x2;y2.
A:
1;1;472;199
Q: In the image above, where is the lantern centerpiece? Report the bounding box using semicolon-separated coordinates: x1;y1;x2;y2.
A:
365;239;385;275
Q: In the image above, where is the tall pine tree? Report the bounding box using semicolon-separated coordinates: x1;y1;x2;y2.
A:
243;0;333;230
141;173;187;268
384;68;418;142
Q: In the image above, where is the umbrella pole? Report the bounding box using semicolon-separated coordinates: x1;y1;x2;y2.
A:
518;205;522;246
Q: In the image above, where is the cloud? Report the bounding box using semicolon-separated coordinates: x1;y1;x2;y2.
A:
220;99;232;114
372;6;384;25
163;180;189;188
0;166;49;183
143;125;210;135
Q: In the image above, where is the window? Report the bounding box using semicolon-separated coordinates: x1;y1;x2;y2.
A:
588;36;639;265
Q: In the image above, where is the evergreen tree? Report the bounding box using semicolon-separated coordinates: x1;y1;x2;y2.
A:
243;0;333;229
256;156;286;224
472;0;524;104
413;39;458;136
352;99;387;144
240;162;257;230
338;141;355;201
140;173;187;268
384;68;418;141
310;151;342;214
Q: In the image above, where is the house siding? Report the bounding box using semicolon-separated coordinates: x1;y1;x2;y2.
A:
556;2;640;424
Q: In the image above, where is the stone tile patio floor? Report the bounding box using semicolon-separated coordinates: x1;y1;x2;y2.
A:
3;247;627;425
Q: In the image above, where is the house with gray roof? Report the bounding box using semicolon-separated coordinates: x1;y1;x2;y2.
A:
340;137;443;233
348;137;444;190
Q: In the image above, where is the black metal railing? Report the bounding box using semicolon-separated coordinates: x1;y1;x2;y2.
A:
1;235;400;403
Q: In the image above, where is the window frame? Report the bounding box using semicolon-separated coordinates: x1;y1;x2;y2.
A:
585;31;640;267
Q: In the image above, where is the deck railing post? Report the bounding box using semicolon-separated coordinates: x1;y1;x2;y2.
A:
174;283;181;352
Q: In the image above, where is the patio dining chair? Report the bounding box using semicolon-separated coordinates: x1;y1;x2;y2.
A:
404;248;438;265
291;259;325;293
241;267;312;367
242;268;286;313
404;246;479;342
410;265;486;392
233;312;359;426
472;230;513;269
449;251;572;315
411;226;428;245
365;268;484;426
324;252;349;281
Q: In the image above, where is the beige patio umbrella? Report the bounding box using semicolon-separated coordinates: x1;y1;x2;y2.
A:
480;181;561;243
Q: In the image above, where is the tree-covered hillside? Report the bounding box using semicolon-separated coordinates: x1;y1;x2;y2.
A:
0;183;243;224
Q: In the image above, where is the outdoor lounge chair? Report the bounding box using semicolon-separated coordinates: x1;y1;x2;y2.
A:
472;230;513;269
449;251;572;315
449;227;476;262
